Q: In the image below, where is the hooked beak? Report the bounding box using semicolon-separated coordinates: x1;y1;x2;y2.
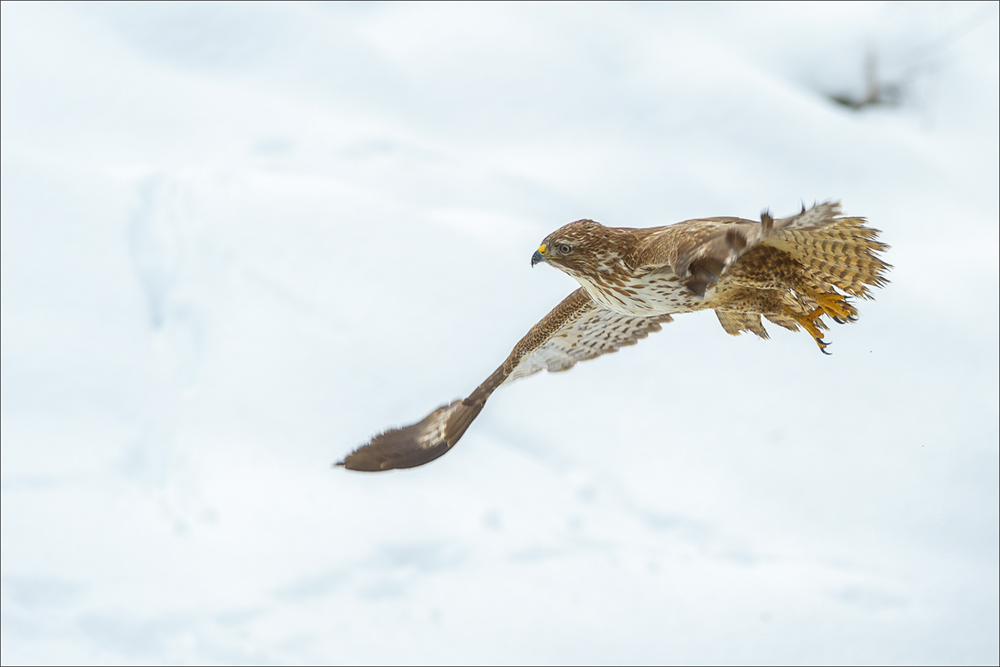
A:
531;244;547;267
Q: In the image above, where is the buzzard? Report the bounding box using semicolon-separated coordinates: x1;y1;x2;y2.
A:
337;202;889;471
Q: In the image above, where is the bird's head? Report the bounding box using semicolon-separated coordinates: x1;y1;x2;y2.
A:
531;219;627;277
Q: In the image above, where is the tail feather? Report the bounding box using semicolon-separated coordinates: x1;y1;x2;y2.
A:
767;209;891;300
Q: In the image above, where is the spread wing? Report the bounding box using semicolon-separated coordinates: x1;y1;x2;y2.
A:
636;201;852;297
336;289;671;471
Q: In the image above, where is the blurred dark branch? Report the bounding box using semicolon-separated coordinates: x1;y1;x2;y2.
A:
828;6;997;112
829;51;900;111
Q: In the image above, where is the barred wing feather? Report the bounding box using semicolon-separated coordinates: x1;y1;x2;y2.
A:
337;289;670;471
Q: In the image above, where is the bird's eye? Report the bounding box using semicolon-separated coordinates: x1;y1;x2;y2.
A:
556;243;572;255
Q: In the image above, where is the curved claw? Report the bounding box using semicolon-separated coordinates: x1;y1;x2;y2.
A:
786;300;844;355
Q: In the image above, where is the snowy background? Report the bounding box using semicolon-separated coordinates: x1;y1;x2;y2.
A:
2;2;998;664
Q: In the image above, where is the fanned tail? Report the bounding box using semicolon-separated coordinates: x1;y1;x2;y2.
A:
768;202;891;300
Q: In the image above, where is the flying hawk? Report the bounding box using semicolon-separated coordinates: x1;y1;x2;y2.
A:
337;201;889;472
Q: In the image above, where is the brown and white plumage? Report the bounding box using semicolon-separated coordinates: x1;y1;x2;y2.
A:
337;201;889;472
337;289;671;471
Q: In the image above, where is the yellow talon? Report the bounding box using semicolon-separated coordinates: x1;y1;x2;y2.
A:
808;290;858;323
792;306;832;353
786;290;857;353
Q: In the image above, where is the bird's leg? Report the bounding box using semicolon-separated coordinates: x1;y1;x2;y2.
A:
788;305;833;354
785;289;856;354
807;289;858;324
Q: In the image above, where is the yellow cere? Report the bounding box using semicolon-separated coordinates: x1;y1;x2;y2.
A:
538;244;547;254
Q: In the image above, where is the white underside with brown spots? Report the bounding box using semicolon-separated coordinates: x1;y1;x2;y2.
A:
569;268;711;317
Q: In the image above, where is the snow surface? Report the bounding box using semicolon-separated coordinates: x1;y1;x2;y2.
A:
2;2;998;664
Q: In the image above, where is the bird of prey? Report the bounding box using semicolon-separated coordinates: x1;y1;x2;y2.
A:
337;201;889;472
